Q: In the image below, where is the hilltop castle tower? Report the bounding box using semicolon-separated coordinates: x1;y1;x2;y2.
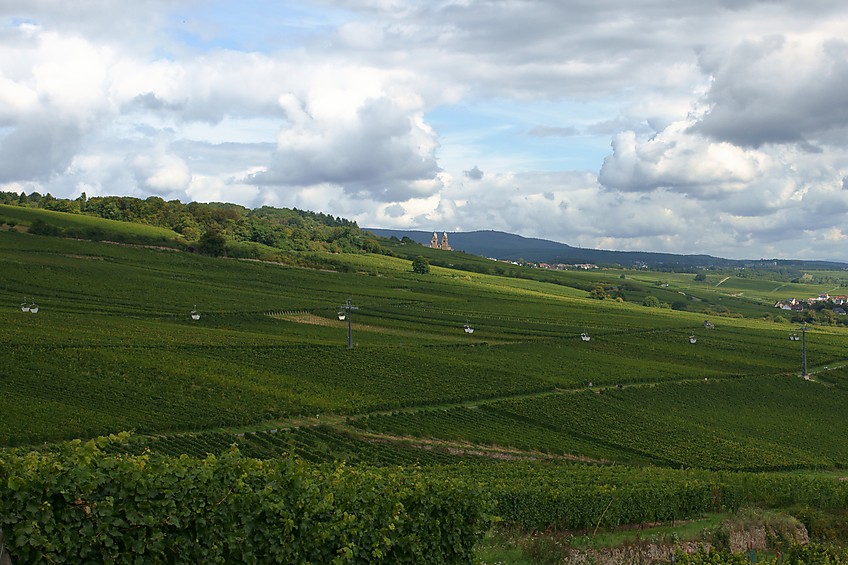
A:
430;231;452;250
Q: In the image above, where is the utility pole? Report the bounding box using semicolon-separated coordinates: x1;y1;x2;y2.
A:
338;298;358;349
800;323;808;378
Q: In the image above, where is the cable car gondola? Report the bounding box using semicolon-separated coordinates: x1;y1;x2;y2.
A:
190;305;200;321
580;332;591;342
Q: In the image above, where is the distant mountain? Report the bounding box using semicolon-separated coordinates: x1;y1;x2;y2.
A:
365;229;848;270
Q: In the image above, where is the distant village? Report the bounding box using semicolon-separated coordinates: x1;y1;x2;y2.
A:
775;294;848;315
533;262;598;271
503;260;599;271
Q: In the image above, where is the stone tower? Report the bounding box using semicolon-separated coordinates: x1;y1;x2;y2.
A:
429;231;453;250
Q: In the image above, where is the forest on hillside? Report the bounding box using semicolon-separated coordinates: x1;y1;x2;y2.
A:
0;191;388;257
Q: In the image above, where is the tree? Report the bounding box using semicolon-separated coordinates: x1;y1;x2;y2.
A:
589;284;608;300
412;256;430;274
820;309;836;325
198;229;227;257
28;218;61;236
694;272;707;282
642;295;661;308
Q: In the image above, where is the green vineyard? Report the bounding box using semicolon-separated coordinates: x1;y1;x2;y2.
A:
3;209;848;562
0;435;491;563
354;373;848;470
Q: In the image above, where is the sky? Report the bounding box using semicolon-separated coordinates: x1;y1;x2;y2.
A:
2;1;848;261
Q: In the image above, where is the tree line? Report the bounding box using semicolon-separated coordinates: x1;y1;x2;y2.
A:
0;191;389;257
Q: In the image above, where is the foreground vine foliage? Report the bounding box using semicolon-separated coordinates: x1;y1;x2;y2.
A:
0;433;493;564
674;543;848;564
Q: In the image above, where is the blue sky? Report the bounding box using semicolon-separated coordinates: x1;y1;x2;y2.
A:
167;1;350;52
2;1;848;260
427;99;619;173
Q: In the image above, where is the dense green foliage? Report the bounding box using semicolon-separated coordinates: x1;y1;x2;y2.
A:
1;192;388;257
6;434;848;562
675;543;848;564
411;255;429;274
444;462;848;532
0;434;492;564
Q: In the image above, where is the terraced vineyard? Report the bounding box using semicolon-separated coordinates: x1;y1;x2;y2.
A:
4;223;848;456
4;210;848;559
354;371;848;470
129;426;468;466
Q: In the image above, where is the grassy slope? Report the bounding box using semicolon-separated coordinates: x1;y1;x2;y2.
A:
3;221;848;473
0;203;184;241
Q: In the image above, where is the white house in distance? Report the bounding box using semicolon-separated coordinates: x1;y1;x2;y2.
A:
775;298;802;310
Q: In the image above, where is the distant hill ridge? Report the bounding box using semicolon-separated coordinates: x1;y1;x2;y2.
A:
365;228;848;270
3;189;844;270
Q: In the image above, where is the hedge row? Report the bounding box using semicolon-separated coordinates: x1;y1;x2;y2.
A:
445;461;848;532
0;434;493;563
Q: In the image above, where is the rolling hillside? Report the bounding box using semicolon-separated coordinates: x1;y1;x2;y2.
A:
3;218;848;463
5;208;848;563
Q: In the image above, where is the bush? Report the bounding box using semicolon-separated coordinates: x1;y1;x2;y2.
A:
589;284;608;300
27;218;62;236
642;296;661;308
412;256;430;274
198;229;227;256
